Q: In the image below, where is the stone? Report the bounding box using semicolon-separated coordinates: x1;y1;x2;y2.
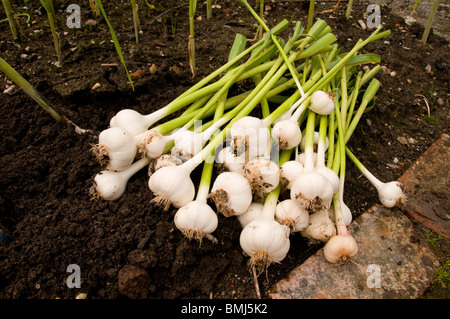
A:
118;265;150;299
399;133;450;240
268;205;440;299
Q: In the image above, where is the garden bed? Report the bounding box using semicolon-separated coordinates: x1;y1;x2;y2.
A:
0;0;448;299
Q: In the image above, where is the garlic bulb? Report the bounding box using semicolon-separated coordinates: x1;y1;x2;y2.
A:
229;116;271;159
324;193;358;262
323;233;358;263
239;218;290;268
136;130;173;159
297;152;318;167
376;181;406;208
171;129;204;161
148;163;196;211
329;204;353;226
300;208;336;243
92;127;137;172
290;171;334;212
91;157;150;201
171;120;224;161
148;154;182;177
271;119;302;150
110;108;167;136
315;165;340;194
216;146;251;175
208;172;253;217
280;160;304;190
174;200;218;243
272;107;294;125
243;157;280;198
275;199;309;232
237;202;264;228
345;148;407;208
309;90;335;115
300;132;327;152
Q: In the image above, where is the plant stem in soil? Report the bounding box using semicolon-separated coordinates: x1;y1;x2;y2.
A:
0;57;62;122
2;0;18;40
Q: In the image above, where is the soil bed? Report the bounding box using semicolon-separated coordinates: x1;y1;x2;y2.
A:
0;0;448;299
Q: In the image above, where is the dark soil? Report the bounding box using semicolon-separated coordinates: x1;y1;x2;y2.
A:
0;0;448;299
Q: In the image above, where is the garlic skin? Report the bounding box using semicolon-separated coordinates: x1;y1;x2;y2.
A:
243;157;280;198
92;127;137;172
300;208;336;243
137;130;173;159
174;201;218;243
148;165;196;211
280;160;304;190
209;172;253;217
271;120;302;150
290;171;334;212
229;116;271;159
275;199;309;232
323;234;358;263
92;157;150;201
376;181;406;208
239;218;290;268
309;91;335;115
237;202;264;228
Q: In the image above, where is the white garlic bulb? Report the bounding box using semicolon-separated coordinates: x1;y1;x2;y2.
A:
300;208;336;243
237;202;264;228
216;146;251;175
148;164;196;211
148;154;182;177
290;171;334;212
243;157;280;198
300;132;327;152
309;90;335;115
329;204;353;226
323;234;358;263
297;152;318;167
174;200;218;243
280;160;304;190
209;172;253;217
315;165;340;194
171;129;204;161
136;130;173;159
92;157;150;201
239;218;291;268
275;199;309;232
110;108;166;136
271;119;302;150
92;127;137;172
376;181;406;208
229;116;271;159
171;120;223;162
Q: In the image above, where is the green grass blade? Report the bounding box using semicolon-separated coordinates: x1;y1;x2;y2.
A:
2;0;19;40
0;57;62;122
94;0;135;91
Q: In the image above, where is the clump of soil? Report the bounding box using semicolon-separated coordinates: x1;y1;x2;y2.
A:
0;0;448;299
